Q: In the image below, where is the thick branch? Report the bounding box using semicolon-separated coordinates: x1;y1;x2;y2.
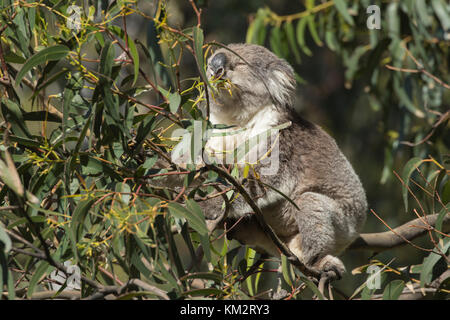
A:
369;270;450;300
349;213;450;252
82;279;169;300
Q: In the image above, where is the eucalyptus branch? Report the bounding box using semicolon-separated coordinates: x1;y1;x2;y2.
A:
349;213;450;252
82;279;169;300
368;270;450;300
269;1;334;23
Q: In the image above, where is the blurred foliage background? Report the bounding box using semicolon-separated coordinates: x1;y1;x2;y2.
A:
0;0;448;300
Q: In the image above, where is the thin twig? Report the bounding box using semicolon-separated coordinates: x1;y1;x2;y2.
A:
385;44;450;90
189;0;202;27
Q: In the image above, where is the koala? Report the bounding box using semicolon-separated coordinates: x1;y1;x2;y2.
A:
196;43;368;279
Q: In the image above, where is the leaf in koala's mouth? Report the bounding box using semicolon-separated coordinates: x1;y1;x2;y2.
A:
209;78;234;98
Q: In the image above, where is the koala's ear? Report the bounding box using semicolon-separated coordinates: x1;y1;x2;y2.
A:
267;61;296;107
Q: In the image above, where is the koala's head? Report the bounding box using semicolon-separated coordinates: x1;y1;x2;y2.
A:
206;44;296;124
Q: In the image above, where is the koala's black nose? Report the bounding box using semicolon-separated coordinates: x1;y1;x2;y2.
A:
210;52;226;78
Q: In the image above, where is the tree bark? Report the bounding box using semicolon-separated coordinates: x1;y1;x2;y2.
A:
349;213;450;251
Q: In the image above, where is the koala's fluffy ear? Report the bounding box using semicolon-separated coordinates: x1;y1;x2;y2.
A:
266;60;296;108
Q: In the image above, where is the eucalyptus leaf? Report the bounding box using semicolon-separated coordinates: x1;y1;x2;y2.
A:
15;45;69;86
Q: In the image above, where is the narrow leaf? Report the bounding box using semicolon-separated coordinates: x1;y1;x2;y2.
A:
334;0;355;26
15;45;69;86
382;280;405;300
128;36;140;86
0;224;11;253
297;18;312;56
401;157;424;212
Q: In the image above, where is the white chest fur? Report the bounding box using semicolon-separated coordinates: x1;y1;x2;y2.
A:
205;105;281;166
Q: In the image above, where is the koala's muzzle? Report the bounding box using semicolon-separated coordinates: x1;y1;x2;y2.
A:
209;52;226;78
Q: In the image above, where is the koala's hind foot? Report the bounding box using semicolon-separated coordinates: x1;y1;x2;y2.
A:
311;254;346;280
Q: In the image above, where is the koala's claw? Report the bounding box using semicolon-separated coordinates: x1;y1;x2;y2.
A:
316;255;346;280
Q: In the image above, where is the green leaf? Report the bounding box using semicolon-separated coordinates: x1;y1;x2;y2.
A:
435;206;450;238
297;18;312;56
79;155;118;178
431;0;450;31
155;252;179;290
1;98;31;138
393;77;425;118
6;268;15;299
284;22;301;64
281;254;294;287
180;272;223;283
420;238;450;287
382;280;405;300
128;36;140;86
296;271;325;300
387;2;400;39
306;16;323;47
325;11;339;52
441;181;450;205
99;40;115;80
401;157;424;212
169;201;211;264
15;45;69;86
344;45;370;82
0;250;6;291
415;0;432;27
193;26;210;89
0;149;24;198
168;201;208;236
27;261;53;298
11;9;30;56
23;111;61;122
130;251;151;278
71;198;97;241
245;247;257;296
169;92;181;114
4;51;26;64
116;182;131;205
73;115;92;155
269;26;284;58
0;224;11;253
334;0;355;26
246;8;269;45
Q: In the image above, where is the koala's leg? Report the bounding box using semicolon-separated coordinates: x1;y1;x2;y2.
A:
289;192;353;279
226;217;280;257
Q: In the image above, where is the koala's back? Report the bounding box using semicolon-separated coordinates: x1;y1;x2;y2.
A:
283;115;367;213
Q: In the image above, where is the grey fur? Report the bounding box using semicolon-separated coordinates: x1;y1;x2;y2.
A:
200;43;367;278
